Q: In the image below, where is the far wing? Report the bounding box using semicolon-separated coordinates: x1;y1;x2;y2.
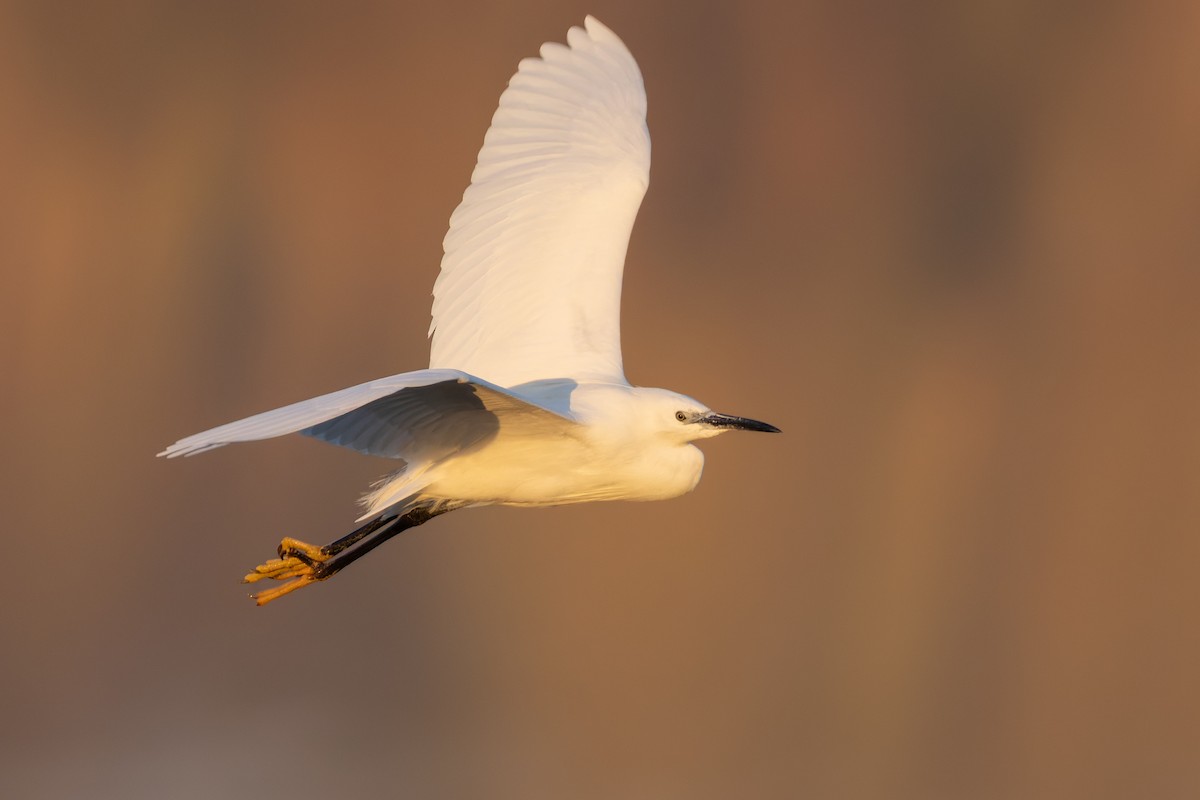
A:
429;16;650;387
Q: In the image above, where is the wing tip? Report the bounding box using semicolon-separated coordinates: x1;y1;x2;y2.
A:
577;16;632;58
157;441;210;458
582;15;615;41
157;442;182;458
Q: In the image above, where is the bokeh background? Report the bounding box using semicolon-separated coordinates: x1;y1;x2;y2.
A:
3;1;1198;797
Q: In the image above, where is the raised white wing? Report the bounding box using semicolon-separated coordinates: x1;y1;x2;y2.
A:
429;16;650;387
157;369;573;460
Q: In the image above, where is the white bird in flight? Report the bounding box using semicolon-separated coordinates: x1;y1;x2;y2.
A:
160;16;779;605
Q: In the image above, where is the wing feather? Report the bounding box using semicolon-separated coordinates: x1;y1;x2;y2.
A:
159;368;578;461
157;370;470;457
428;16;650;387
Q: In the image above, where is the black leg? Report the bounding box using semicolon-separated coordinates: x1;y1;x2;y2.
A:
246;503;458;605
311;505;445;580
277;514;391;561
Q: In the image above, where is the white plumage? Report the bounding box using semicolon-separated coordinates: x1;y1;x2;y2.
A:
160;17;777;604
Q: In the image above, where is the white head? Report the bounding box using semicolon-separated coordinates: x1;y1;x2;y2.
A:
625;386;780;443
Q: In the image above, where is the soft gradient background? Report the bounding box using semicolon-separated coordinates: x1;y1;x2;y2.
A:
3;2;1198;798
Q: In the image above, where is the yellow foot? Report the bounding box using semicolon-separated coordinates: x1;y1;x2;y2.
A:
242;537;331;606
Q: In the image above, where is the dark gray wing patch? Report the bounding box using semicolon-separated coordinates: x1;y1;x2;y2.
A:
300;379;498;459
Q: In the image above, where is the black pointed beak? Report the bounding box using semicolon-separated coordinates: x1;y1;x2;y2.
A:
700;412;781;433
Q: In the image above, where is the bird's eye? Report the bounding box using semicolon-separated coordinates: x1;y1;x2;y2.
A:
675;411;688;422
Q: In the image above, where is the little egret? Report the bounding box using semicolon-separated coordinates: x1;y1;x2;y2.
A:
160;16;779;605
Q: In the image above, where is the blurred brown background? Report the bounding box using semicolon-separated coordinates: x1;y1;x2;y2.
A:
2;1;1198;798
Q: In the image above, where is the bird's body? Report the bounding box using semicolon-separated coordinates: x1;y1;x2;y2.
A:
418;384;708;508
161;17;777;604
